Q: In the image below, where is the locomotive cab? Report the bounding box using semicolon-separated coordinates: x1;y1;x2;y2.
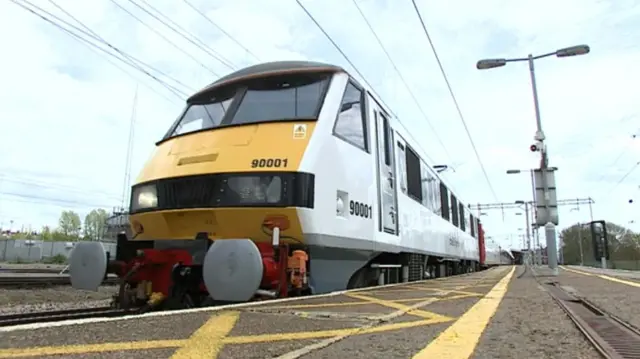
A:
68;61;343;310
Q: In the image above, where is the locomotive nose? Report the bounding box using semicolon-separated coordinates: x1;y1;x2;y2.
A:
68;241;108;291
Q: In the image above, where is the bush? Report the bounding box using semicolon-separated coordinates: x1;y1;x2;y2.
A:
43;254;67;264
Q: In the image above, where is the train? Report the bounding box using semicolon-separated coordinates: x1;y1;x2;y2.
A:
68;60;512;311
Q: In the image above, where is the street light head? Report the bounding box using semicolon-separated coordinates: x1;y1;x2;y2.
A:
476;58;507;70
556;45;590;58
506;169;521;174
515;200;525;204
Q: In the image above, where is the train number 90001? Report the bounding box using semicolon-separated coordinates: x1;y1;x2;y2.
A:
349;200;372;219
251;158;289;168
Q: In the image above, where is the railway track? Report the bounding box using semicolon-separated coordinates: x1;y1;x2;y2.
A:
0;276;119;288
0;268;63;274
0;306;134;327
533;267;640;359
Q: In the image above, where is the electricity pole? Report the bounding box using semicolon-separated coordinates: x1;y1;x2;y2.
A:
477;44;591;275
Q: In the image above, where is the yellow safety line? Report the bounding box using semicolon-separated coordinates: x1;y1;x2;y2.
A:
561;266;640;288
345;292;452;321
412;266;516;359
170;311;239;359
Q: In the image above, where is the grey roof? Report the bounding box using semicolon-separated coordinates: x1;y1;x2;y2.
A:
188;61;343;101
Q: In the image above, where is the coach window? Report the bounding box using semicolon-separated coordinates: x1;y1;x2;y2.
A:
432;176;441;213
405;146;422;202
397;142;407;194
470;214;476;238
458;203;466;231
420;161;430;207
333;82;368;151
440;183;450;220
450;194;459;226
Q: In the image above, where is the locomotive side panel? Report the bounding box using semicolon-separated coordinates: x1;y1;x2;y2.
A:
295;73;381;293
297;73;377;246
390;118;479;261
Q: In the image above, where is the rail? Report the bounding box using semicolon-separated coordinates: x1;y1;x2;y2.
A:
0;307;133;327
0;275;118;287
532;266;640;358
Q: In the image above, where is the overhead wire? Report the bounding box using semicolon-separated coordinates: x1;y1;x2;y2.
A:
603;160;640;197
0;192;116;209
295;0;459;192
589;133;637;196
181;0;261;63
349;0;454;164
410;0;499;202
107;0;221;77
14;0;190;101
0;177;122;201
295;0;391;115
46;0;193;95
126;0;237;71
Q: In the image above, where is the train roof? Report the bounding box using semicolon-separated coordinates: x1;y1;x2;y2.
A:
188;61;344;102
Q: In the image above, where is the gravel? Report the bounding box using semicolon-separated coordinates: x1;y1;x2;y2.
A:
0;285;116;315
472;266;602;359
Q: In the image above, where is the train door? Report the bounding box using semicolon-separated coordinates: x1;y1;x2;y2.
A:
373;105;398;235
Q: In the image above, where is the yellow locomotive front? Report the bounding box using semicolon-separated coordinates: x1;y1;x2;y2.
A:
68;61;340;310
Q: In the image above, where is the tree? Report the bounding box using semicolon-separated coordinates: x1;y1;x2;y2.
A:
84;209;109;241
561;221;640;265
58;210;81;238
40;226;53;241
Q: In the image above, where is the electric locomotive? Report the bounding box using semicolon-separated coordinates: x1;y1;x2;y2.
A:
68;61;494;310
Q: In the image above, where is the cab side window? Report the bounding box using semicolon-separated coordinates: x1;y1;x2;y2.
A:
334;82;368;151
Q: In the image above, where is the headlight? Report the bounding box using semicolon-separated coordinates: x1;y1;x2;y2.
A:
131;184;158;211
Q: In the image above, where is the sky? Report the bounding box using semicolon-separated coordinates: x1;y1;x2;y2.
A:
1;0;639;251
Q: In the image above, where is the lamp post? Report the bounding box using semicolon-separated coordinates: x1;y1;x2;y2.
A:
479;45;590;275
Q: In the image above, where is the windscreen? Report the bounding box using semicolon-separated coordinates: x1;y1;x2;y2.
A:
167;73;330;139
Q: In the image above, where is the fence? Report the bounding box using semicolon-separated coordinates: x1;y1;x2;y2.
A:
0;239;117;263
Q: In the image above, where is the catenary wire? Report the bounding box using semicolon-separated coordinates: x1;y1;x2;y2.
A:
350;0;454;164
603;160;640;198
410;0;499;202
14;0;189;100
181;0;261;63
46;0;194;95
127;0;237;70
295;0;467;194
107;0;221;77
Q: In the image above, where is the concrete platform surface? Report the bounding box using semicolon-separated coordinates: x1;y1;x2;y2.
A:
557;265;640;330
564;264;640;281
0;266;603;359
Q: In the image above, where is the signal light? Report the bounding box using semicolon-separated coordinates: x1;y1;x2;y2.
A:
530;144;538;152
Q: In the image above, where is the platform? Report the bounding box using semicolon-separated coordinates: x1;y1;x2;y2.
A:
556;265;640;330
0;266;608;359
